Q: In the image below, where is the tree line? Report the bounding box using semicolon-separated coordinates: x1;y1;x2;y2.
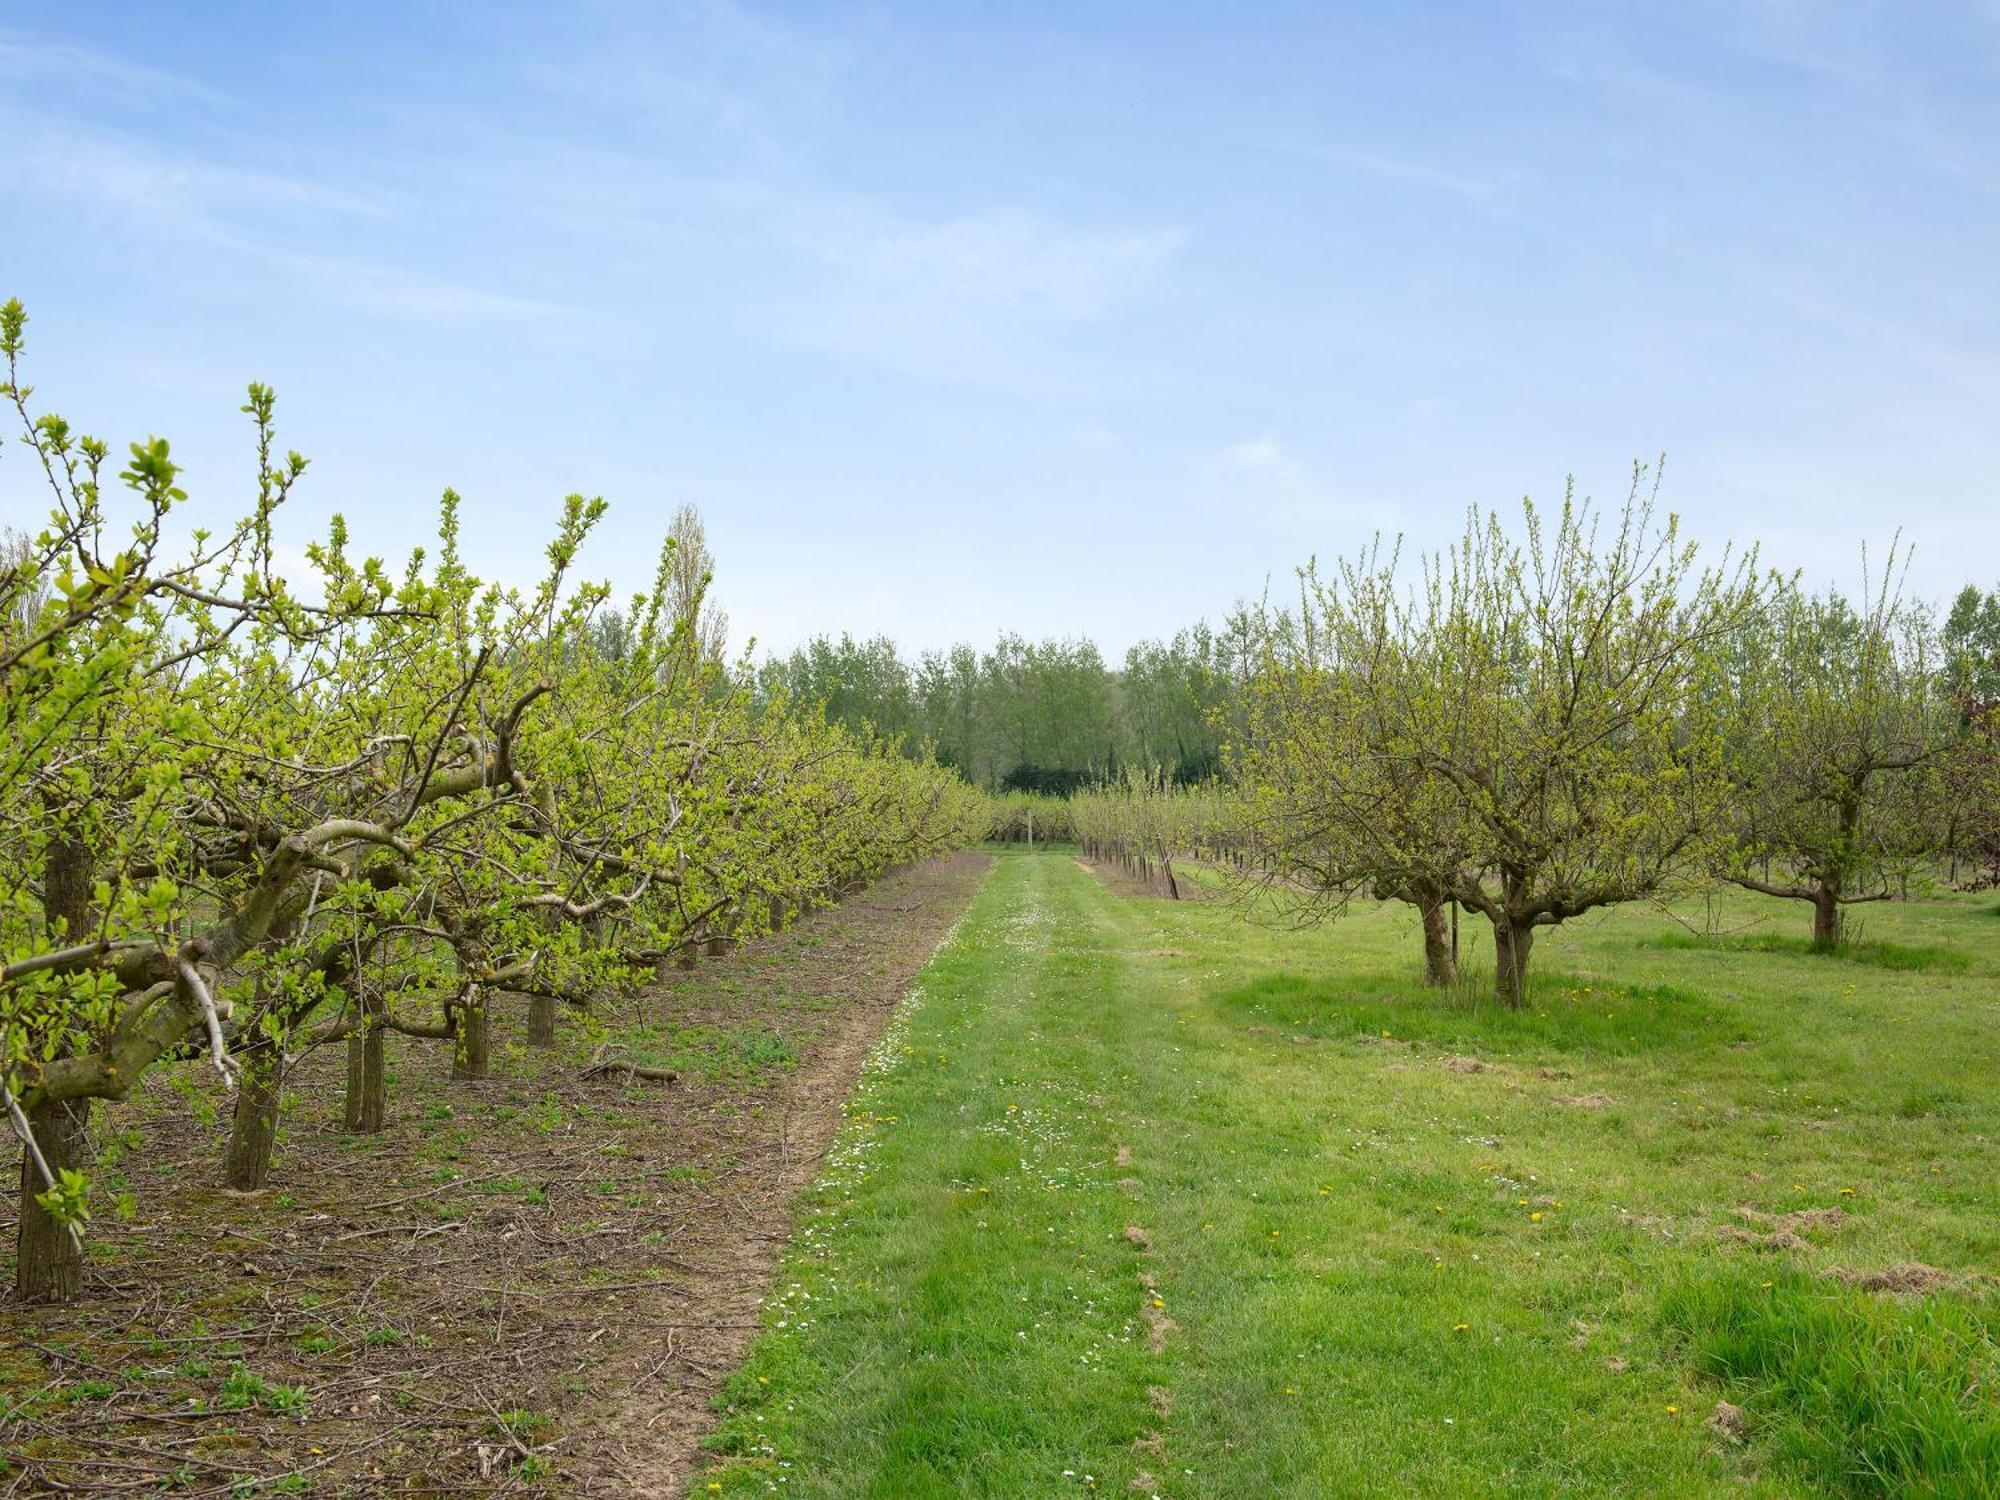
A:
753;619;1256;791
0;302;988;1305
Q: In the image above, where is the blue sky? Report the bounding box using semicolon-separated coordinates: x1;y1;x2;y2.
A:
3;2;1996;657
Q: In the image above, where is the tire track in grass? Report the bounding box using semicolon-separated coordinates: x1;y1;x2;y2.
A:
698;851;1184;1498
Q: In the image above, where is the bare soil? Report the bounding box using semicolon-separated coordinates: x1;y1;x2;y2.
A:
0;852;991;1497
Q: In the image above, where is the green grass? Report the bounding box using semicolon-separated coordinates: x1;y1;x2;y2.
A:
1641;929;1973;973
702;852;2000;1497
615;1020;799;1080
1662;1267;1999;1496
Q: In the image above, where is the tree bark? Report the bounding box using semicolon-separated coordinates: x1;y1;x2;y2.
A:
356;1022;385;1132
43;814;93;945
14;801;93;1300
1811;884;1842;949
452;988;489;1080
222;1045;284;1190
12;1096;90;1303
1421;901;1457;987
343;1028;365;1131
341;1000;388;1133
527;990;557;1047
1491;918;1534;1009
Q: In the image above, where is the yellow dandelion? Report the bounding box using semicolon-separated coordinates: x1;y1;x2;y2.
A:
1452;1322;1470;1333
1530;1212;1543;1223
1665;1404;1679;1416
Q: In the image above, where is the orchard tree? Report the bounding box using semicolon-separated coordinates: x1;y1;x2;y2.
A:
0;301;357;1298
1237;472;1767;1006
1723;572;1950;944
1942;694;2000;888
1413;476;1767;1003
1235;540;1482;985
2;301;992;1305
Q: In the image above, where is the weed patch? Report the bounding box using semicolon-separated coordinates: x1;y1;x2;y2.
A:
1662;1267;2000;1495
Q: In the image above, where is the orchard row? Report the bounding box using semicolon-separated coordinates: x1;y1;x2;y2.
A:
0;301;988;1303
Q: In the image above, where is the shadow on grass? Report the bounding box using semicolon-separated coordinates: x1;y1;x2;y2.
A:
1639;931;1971;973
1212;971;1746;1057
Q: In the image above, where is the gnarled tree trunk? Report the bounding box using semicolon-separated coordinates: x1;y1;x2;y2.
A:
12;1097;89;1303
343;1003;387;1133
452;987;489;1080
223;1044;284;1190
1811;883;1842;949
1491;918;1534;1009
14;802;93;1301
1421;900;1456;987
527;991;557;1047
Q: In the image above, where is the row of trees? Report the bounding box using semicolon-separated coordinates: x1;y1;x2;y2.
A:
1;302;988;1304
1234;476;1990;1003
1071;774;1233;900
755;618;1255;790
1056;477;1994;1007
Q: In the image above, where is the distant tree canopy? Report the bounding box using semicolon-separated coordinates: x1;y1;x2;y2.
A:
755;619;1253;790
1943;583;2000;699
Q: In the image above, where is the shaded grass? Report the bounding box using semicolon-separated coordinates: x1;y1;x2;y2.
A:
1217;970;1747;1057
1663;1267;1999;1496
1642;930;1972;973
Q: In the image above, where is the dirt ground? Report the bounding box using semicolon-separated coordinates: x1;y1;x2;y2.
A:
0;852;992;1497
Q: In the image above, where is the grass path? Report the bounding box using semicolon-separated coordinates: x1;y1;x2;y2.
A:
700;851;1997;1498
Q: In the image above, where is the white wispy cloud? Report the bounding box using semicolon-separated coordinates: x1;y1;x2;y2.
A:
519;0;851;149
265;253;570;324
1210;434;1401;531
753;195;1187;393
0;119;566;325
0;29;230;107
1304;143;1509;202
0;123;385;244
854;208;1187;321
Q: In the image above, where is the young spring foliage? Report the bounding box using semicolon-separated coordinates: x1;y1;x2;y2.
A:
1237;471;1770;1005
0;301;989;1303
1721;568;1954;944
